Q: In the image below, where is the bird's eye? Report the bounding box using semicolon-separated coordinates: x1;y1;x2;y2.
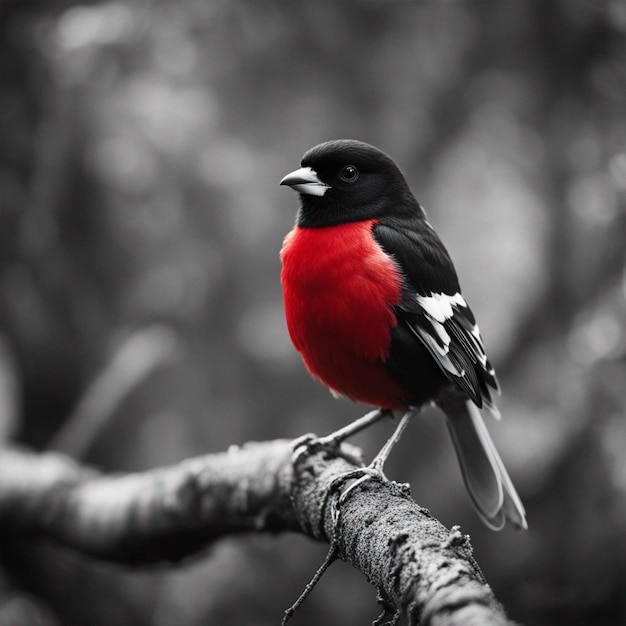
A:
339;165;359;183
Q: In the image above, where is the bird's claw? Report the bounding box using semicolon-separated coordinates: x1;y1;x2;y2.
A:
291;433;364;467
290;433;322;464
328;466;387;508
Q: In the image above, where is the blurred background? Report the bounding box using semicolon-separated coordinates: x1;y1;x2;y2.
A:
1;1;625;625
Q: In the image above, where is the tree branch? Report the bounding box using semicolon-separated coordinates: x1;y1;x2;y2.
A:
0;441;517;625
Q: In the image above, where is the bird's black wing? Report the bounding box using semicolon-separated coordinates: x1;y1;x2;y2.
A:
373;216;499;409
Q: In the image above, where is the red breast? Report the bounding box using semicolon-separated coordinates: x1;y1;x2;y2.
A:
280;219;408;410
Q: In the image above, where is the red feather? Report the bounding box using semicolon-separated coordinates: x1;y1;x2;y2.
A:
281;219;407;409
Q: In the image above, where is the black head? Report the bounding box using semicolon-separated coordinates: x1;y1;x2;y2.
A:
280;139;422;228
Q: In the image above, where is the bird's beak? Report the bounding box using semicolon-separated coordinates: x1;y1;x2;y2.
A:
279;166;330;197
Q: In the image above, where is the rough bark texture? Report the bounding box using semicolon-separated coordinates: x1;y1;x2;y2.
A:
0;441;517;625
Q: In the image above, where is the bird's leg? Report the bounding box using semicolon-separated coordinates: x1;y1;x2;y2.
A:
369;409;414;474
316;408;393;447
291;408;392;465
332;409;414;505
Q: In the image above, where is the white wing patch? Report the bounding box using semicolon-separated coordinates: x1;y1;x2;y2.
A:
410;291;499;404
397;289;500;409
416;292;466;323
410;292;463;378
416;292;490;368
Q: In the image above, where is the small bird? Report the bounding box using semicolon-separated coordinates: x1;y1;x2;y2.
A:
279;139;526;530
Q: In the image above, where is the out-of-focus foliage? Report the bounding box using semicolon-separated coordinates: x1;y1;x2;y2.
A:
1;1;625;625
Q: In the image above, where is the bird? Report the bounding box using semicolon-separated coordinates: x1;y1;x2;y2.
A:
279;139;527;530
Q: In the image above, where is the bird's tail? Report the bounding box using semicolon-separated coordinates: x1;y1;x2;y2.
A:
439;394;527;530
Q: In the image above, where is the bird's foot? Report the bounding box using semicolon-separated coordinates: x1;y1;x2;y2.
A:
317;408;391;446
290;408;393;466
327;465;412;522
328;465;387;508
327;411;415;506
290;433;364;467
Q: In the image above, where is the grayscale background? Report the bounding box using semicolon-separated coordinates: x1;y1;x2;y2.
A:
1;2;625;625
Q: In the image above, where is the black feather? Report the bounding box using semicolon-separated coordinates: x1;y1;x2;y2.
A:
374;217;460;296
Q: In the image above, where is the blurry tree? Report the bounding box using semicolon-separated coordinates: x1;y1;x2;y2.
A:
1;1;625;625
